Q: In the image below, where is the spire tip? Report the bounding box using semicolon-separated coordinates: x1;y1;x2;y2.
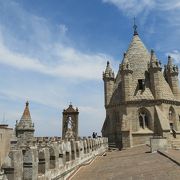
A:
133;17;138;36
26;101;29;107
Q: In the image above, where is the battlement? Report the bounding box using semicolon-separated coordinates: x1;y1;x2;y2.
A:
1;137;108;180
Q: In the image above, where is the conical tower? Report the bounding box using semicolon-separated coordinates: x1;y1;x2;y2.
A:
15;101;34;146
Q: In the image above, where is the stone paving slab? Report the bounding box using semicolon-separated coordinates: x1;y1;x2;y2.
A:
158;149;180;166
71;146;180;180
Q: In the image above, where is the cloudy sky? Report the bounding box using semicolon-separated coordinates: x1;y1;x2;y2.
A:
1;0;180;136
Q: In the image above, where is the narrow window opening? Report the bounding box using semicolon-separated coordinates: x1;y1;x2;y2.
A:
145;116;148;127
139;115;144;128
138;79;145;90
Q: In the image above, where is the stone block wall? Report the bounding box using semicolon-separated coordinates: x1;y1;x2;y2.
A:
132;133;153;146
1;137;108;180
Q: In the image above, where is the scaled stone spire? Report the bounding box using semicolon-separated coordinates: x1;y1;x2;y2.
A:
20;101;31;121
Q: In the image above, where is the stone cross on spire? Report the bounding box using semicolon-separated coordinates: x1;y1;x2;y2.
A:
133;17;138;36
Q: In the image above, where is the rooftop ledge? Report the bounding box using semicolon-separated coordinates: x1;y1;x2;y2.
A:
132;129;154;135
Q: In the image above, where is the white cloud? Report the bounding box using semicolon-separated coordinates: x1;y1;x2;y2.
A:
0;1;114;81
0;38;110;80
102;0;155;16
102;0;180;16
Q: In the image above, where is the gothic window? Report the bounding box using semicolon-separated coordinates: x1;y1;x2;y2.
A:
138;109;150;129
138;79;145;90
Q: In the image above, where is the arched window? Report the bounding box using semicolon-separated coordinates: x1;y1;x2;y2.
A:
138;109;150;129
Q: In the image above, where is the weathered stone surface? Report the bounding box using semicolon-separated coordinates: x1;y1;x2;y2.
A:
150;137;168;152
72;145;180;180
0;125;13;168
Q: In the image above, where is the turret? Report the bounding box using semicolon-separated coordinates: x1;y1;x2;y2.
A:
15;101;35;146
148;49;163;99
164;56;180;100
103;61;115;106
120;53;133;101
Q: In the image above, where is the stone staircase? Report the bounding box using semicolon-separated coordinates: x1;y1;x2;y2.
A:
171;139;180;150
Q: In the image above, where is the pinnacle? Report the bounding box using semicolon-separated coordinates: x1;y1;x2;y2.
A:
103;61;114;79
168;55;173;66
150;49;157;62
21;101;31;121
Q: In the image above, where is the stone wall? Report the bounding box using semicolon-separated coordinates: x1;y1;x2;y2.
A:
1;137;108;180
0;125;13;168
132;133;153;146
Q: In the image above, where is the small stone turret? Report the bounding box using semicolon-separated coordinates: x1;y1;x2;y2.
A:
120;53;133;101
149;49;163;99
164;55;180;100
103;61;115;106
15;101;34;146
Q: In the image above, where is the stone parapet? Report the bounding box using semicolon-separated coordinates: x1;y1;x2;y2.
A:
1;137;108;180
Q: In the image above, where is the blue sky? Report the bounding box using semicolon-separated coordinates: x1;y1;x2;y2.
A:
1;0;180;136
